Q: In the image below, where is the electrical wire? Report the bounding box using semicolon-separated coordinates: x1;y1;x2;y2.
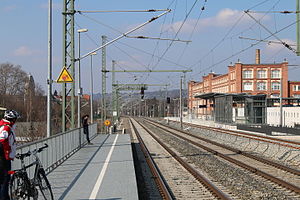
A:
191;19;298;78
190;0;283;78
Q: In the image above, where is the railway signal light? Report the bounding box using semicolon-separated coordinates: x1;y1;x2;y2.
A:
140;87;145;95
166;97;170;104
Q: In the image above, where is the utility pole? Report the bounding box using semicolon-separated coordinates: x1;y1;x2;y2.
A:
180;76;183;129
101;35;107;129
280;76;283;126
62;0;75;132
90;52;96;123
47;0;52;137
112;60;117;124
297;0;300;55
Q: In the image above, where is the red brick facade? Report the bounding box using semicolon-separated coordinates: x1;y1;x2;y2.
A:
188;50;300;117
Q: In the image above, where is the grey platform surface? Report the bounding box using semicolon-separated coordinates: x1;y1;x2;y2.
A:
48;134;138;200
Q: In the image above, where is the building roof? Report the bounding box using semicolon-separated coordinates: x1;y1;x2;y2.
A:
194;92;223;99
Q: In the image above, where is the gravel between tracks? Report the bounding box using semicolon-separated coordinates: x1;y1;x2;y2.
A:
144;119;300;200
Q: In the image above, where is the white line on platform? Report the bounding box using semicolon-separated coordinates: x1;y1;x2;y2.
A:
89;134;119;199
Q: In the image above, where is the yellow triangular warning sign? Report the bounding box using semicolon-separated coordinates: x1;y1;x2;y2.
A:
57;67;74;83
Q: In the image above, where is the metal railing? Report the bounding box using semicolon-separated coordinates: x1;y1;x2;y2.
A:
12;123;98;175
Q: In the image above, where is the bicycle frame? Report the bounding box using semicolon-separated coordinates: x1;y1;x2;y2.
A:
10;144;50;199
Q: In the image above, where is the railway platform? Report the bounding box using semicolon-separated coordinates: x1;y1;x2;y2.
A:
47;133;138;200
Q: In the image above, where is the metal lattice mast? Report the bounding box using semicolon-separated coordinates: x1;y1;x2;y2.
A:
101;35;107;123
112;60;117;124
62;0;75;132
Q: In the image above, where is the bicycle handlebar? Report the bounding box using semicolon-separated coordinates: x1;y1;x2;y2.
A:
15;143;49;160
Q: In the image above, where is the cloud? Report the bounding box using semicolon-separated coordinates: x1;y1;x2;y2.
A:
163;8;270;33
13;46;34;56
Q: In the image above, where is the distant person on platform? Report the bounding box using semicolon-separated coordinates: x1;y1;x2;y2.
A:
0;110;20;200
82;115;92;144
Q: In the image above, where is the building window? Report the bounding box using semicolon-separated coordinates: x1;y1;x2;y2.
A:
257;70;266;78
243;82;253;90
294;94;300;98
257;82;266;90
293;85;300;91
270;93;279;98
243;70;252;78
271;82;280;90
271;70;280;78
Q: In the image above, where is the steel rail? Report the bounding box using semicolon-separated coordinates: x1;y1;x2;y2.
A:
145;119;300;194
129;119;173;200
172;120;300;149
149;120;300;176
133;118;232;200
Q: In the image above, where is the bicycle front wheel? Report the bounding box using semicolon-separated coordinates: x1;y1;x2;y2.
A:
37;169;54;200
9;172;30;200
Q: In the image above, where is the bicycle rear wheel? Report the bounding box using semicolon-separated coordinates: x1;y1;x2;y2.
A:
37;169;54;200
9;172;30;200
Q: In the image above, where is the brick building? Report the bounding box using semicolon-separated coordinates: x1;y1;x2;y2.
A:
188;49;300;118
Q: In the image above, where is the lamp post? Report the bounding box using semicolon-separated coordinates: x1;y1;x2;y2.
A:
47;0;52;137
77;28;88;128
89;52;97;123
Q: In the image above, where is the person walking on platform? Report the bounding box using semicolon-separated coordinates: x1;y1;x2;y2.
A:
0;110;20;200
82;115;92;144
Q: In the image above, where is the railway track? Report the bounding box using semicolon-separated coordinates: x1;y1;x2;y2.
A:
129;118;232;200
166;119;300;170
173;120;300;150
139;118;300;199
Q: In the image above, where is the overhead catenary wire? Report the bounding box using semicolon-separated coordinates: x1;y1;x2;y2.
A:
150;0;200;71
77;9;171;61
246;10;299;14
77;9;170;13
176;0;209;64
125;35;192;43
112;38;188;68
239;36;296;46
191;19;298;78
245;10;297;53
190;0;283;78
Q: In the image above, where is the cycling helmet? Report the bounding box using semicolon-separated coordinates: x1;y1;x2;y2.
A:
4;110;20;120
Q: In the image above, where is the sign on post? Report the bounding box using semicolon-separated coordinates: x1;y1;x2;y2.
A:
104;120;111;127
56;67;74;83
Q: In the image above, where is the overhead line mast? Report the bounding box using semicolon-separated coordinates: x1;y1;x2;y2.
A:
62;0;76;132
60;4;171;131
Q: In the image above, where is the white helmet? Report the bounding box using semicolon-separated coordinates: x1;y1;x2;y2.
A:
4;110;20;120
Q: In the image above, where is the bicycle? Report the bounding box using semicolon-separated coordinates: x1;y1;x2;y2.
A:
9;143;54;200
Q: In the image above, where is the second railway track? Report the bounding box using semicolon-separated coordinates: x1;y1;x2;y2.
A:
133;117;300;199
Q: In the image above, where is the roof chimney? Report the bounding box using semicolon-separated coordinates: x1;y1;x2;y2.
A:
255;49;260;64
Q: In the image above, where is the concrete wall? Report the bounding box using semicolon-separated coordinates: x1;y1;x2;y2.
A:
267;107;300;127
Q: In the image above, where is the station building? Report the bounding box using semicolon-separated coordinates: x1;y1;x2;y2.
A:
188;49;300;120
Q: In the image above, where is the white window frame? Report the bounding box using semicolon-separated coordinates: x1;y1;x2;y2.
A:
270;94;280;98
243;82;253;91
293;85;300;91
271;70;280;78
257;82;266;91
271;82;280;90
294;94;300;98
243;70;253;79
257;70;266;78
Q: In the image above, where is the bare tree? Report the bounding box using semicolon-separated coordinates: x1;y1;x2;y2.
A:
0;63;27;95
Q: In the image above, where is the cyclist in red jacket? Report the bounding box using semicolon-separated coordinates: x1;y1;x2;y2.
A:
0;110;20;200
